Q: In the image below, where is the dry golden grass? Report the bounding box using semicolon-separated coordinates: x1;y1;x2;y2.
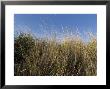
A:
14;32;97;76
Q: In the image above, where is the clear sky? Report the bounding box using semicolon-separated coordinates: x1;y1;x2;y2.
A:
14;14;97;42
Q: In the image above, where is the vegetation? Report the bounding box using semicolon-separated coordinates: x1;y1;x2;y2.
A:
14;32;97;76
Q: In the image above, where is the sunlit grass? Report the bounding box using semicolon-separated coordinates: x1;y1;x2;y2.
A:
14;31;97;76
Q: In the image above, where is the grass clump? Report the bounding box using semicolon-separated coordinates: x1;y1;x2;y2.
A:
14;32;97;76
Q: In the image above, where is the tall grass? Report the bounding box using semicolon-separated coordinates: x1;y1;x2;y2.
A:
14;32;97;76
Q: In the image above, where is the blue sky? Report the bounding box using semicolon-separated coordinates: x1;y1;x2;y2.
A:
14;14;97;42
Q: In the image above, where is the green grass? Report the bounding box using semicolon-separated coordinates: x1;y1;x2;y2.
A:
14;32;97;76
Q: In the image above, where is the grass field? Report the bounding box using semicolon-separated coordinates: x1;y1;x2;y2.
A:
14;32;97;76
